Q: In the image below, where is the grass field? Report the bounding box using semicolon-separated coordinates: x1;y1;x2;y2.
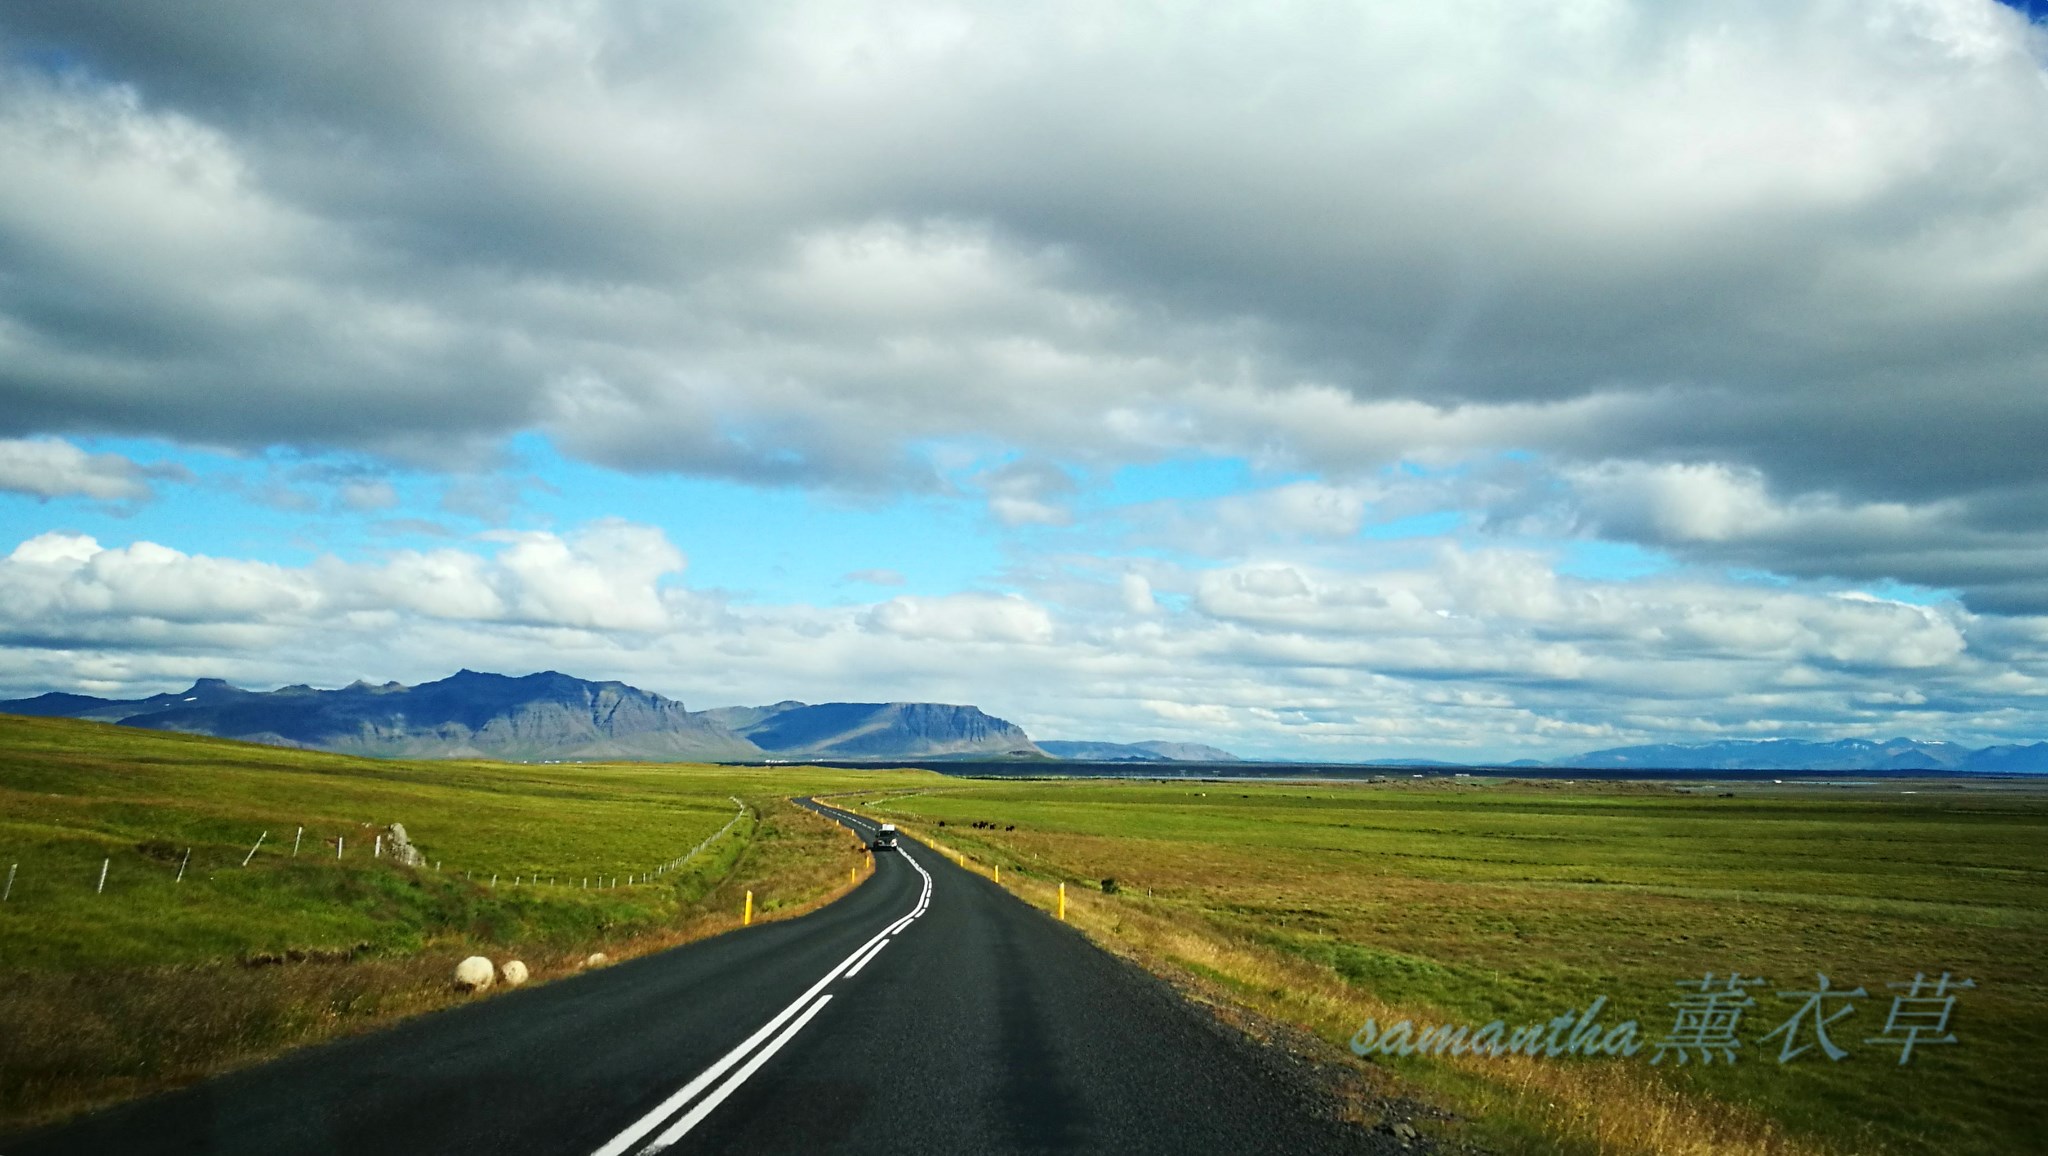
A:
0;714;937;1131
844;776;2048;1156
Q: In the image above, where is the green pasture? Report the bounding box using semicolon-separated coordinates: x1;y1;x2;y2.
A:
0;715;927;970
0;714;936;1129
856;776;2048;1156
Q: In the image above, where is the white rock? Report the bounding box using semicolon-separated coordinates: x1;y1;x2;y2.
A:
384;823;425;868
453;955;495;991
583;952;609;969
500;959;529;987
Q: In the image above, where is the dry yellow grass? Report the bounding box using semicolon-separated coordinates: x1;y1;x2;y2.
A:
869;809;1826;1156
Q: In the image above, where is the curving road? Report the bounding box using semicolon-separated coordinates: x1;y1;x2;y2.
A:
5;801;1386;1155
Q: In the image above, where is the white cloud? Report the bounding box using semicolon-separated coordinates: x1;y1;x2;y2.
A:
486;520;684;631
1120;572;1157;616
864;592;1054;644
5;526;2039;761
0;438;159;501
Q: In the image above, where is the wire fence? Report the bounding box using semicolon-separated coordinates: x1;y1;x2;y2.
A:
0;797;752;905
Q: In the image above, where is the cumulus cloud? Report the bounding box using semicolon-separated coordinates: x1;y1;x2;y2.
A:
5;525;2044;760
0;2;2041;569
1557;460;2048;614
978;458;1077;527
4;2;2048;752
1;521;692;644
864;593;1055;644
0;438;167;501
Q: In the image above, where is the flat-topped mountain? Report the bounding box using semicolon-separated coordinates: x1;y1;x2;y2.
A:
712;701;1044;759
0;671;1039;763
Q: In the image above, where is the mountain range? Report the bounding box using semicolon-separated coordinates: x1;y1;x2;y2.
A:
1551;736;2048;772
1036;740;1241;763
6;671;2043;771
0;671;1052;762
0;670;1214;764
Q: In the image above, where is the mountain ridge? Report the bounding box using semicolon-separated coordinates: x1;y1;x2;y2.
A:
8;674;2039;769
0;672;1041;763
1551;736;2048;773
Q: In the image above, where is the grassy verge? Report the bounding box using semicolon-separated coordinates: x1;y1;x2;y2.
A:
0;715;935;1131
841;777;2048;1156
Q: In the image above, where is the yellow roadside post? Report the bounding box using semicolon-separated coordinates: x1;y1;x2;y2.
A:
849;866;856;886
744;890;753;926
1058;882;1066;921
994;864;1000;883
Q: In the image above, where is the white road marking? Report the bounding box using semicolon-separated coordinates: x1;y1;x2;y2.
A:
589;812;933;1156
639;994;835;1153
844;937;890;977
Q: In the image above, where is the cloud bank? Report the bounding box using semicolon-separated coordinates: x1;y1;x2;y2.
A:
2;2;2045;753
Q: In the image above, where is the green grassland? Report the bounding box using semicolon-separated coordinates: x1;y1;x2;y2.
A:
847;777;2048;1156
0;714;937;1130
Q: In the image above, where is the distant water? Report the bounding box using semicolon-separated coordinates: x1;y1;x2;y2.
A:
738;759;2036;783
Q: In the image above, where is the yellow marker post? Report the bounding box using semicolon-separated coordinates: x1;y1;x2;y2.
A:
994;864;1000;884
744;890;753;926
1058;881;1066;921
850;866;856;887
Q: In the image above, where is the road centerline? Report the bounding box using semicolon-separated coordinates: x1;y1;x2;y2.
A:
844;937;891;978
587;808;931;1156
638;993;837;1155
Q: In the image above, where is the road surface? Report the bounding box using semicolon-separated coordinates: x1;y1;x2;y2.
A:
6;801;1389;1155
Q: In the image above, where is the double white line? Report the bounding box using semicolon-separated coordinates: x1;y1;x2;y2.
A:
590;812;931;1156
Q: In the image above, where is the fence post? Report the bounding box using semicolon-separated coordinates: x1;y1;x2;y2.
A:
176;848;190;883
3;862;14;902
241;831;267;867
374;835;382;858
292;827;303;857
97;857;109;895
338;836;343;859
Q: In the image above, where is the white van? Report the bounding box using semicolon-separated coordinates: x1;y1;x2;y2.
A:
871;823;899;852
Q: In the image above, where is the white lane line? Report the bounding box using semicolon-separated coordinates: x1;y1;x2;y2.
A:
812;803;876;833
640;994;835;1154
589;830;931;1156
844;937;890;978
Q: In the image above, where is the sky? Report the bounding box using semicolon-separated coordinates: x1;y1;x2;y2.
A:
3;1;2047;762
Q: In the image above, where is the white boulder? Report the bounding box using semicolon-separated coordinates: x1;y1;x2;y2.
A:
583;952;609;969
453;955;495;991
500;959;529;987
384;823;426;868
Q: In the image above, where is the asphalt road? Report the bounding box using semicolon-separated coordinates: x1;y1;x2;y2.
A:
6;801;1387;1155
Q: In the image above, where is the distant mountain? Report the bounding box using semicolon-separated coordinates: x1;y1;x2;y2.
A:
1963;742;2048;772
1039;740;1241;762
1555;737;2048;773
714;700;1045;760
0;672;1043;763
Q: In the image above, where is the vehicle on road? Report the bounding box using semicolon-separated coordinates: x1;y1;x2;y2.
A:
871;823;899;851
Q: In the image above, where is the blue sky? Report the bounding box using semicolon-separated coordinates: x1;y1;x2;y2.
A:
2;1;2045;760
